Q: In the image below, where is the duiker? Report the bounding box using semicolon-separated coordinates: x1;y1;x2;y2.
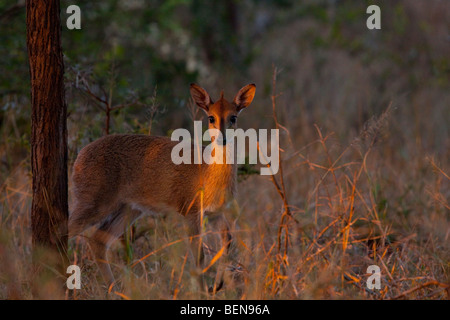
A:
69;83;256;289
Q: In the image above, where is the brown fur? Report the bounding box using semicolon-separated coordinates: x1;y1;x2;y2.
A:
69;83;256;288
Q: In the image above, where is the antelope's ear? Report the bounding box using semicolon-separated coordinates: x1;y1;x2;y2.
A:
233;83;256;112
190;83;212;111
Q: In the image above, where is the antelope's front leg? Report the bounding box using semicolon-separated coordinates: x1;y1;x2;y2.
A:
185;213;206;293
209;213;233;293
186;214;205;267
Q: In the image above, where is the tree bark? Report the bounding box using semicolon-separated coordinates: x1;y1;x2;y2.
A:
26;0;68;264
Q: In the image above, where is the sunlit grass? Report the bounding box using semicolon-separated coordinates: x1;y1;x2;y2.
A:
0;0;449;300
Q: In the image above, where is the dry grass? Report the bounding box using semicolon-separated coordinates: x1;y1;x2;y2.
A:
0;0;449;300
1;69;448;299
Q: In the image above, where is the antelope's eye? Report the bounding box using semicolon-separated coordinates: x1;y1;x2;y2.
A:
208;116;215;124
230;116;237;124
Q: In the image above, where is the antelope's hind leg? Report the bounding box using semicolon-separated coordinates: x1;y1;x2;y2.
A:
89;205;142;289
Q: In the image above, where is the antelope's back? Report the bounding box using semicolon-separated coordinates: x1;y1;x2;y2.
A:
72;135;178;204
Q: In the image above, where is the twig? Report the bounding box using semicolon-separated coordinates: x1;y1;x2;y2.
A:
390;281;449;300
72;67;139;135
266;66;292;259
0;0;25;23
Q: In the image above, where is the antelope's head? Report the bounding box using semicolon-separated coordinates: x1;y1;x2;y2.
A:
190;83;256;146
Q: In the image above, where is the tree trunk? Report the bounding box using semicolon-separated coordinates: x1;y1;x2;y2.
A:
26;0;68;268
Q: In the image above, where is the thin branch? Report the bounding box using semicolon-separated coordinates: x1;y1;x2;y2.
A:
390;281;450;300
0;0;25;23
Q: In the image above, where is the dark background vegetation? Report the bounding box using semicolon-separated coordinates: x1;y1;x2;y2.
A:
0;0;448;299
